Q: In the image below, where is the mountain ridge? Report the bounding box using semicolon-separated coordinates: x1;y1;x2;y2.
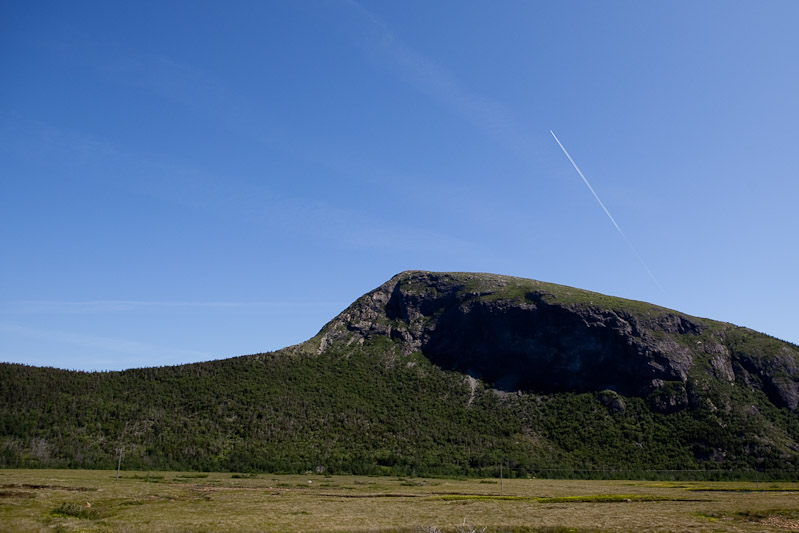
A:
312;271;797;410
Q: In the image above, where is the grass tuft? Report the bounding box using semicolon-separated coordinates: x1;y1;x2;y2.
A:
50;502;104;520
734;508;799;520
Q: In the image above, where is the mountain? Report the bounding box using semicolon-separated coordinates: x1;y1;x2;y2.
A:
2;271;798;478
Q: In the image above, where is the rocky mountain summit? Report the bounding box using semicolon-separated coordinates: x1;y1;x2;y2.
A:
318;271;799;412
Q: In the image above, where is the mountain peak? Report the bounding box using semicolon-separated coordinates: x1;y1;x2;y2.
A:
317;271;798;412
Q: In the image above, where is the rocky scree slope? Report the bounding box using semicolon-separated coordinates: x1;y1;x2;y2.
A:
316;271;799;413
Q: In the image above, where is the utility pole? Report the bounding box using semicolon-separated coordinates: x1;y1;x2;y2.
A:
116;445;124;482
115;421;131;483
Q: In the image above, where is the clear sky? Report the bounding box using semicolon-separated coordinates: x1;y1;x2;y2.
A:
2;1;798;371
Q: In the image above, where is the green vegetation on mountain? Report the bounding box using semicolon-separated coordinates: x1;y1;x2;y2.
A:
2;271;798;478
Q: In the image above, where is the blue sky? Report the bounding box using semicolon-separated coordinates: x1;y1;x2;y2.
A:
2;1;798;370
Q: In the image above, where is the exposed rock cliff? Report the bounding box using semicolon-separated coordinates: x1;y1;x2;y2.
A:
319;271;799;411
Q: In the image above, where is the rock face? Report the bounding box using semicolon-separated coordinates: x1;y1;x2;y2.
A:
319;271;799;411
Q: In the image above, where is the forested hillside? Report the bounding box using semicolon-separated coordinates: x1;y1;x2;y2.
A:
2;271;799;479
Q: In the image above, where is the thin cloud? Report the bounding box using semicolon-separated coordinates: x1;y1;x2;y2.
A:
0;300;339;315
39;31;268;135
343;1;540;163
2;117;474;257
0;322;213;359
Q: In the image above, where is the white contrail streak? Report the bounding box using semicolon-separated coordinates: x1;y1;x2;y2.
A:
550;130;666;294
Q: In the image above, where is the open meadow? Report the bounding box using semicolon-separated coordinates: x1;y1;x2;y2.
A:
1;470;798;532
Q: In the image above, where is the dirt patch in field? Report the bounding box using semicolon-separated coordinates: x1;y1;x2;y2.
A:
762;516;799;531
315;493;423;498
0;483;97;492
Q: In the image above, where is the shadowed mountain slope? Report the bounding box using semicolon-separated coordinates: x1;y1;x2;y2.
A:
318;272;798;411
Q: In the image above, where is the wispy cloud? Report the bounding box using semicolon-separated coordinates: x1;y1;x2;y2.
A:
0;322;213;360
0;300;338;315
135;161;476;255
3;23;479;259
343;1;540;163
115;55;269;134
1;115;474;257
28;30;269;135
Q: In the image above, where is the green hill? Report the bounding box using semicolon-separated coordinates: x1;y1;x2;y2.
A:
2;271;798;478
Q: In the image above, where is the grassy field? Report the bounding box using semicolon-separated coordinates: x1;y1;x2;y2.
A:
1;470;798;532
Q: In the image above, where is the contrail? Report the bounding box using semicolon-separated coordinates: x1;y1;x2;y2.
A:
550;130;666;294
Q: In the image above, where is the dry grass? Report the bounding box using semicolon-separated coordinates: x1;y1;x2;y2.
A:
0;469;798;532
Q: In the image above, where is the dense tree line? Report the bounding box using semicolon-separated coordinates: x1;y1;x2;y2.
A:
2;338;798;480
